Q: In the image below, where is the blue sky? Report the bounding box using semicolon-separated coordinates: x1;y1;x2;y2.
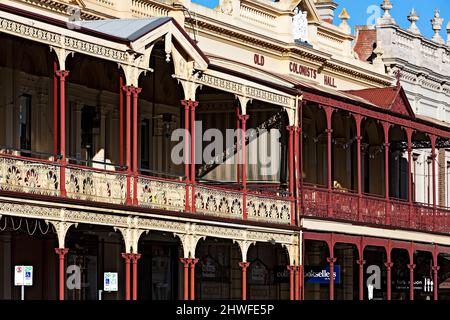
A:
191;0;450;40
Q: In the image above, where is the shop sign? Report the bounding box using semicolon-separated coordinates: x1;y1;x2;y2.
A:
324;75;337;88
249;261;268;284
289;62;317;79
304;265;341;284
254;54;265;66
273;266;290;283
201;257;220;279
104;272;118;292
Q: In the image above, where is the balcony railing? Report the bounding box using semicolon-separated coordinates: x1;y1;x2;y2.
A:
302;184;450;234
0;154;292;225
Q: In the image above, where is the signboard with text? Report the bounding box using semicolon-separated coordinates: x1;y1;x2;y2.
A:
304;265;341;284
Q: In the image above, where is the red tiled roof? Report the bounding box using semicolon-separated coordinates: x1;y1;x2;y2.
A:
345;86;399;109
344;86;415;118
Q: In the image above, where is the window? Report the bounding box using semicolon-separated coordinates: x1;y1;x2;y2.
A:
426;157;432;205
141;119;150;170
19;94;32;152
412;153;419;202
81;106;99;162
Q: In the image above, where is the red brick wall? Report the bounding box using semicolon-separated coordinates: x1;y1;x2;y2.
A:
354;27;377;62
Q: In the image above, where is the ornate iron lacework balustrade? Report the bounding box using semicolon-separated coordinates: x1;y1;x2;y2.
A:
137;176;186;212
302;184;450;234
0;156;60;196
65;166;128;205
195;184;243;219
246;192;291;224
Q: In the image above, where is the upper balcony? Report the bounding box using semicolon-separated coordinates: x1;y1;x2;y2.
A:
1;3;450;236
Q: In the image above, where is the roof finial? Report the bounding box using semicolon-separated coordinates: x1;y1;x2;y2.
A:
338;8;351;33
431;9;444;44
381;0;393;18
407;8;420;35
378;0;396;25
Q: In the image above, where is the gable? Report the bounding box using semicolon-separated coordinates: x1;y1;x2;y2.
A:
344;86;416;118
391;87;415;118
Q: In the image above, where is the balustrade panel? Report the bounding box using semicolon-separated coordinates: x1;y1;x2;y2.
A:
302;185;328;218
195;185;242;219
66;166;127;205
246;192;291;225
390;200;410;229
0;156;60;196
137;176;185;212
361;195;386;225
332;191;358;221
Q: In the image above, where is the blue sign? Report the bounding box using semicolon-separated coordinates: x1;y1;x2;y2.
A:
304;265;341;284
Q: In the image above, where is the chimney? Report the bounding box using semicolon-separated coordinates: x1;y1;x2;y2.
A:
314;0;338;24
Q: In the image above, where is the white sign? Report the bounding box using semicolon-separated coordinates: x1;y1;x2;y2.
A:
104;272;118;292
14;266;33;286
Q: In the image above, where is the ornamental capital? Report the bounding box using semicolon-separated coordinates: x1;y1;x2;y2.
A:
327;257;337;264
55;248;69;256
407;263;416;270
432;265;440;272
55;70;70;79
237;114;250;122
239;262;250;270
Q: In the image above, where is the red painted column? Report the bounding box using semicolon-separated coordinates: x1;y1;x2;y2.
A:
55;248;68;300
354;114;363;222
236;107;241;184
119;76;124;166
131;253;141;301
53;61;58;160
287;265;295;300
180;258;190;300
406;128;413;227
294;266;300;300
327;257;336;300
357;259;366;300
432;245;439;301
383;122;391;225
238;114;250;220
181;101;191;212
324;106;334;217
294;126;301;223
123;86;132;205
407;245;415;301
190;102;199;212
430;135;437;232
298;102;305;218
298;264;304;300
287;126;295;225
239;262;250;300
190;258;198;300
121;253;131;300
385;261;393;301
56;70;69;197
131;87;142;205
